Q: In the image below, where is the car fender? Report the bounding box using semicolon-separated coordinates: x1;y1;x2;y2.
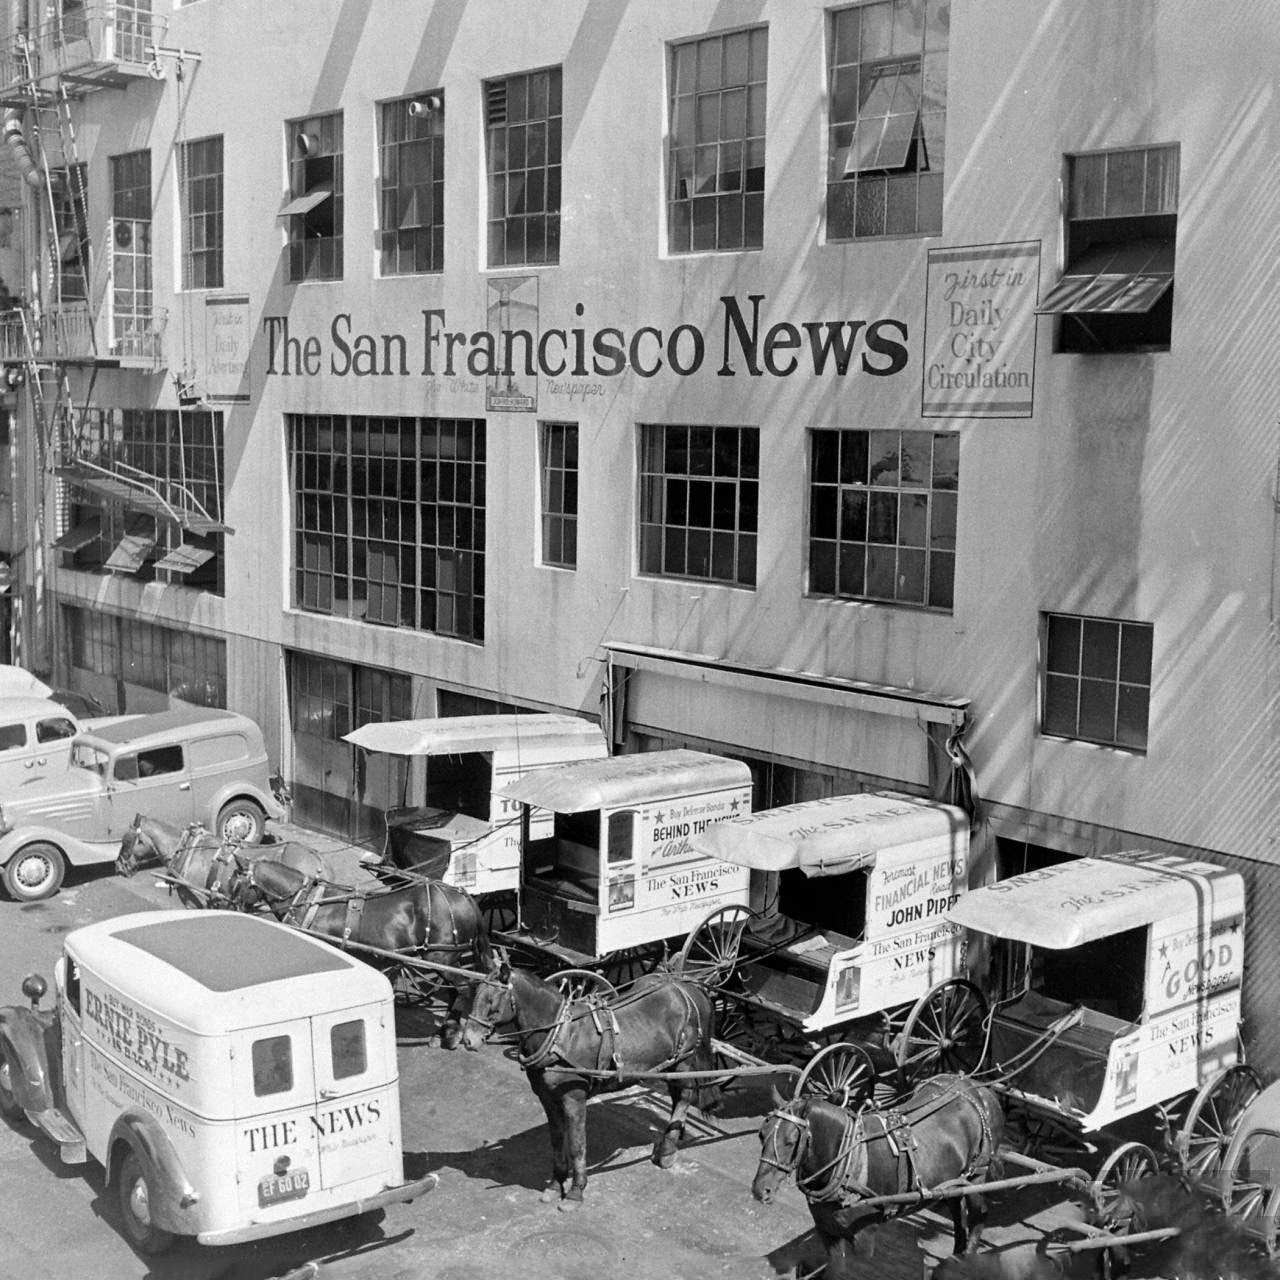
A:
108;1110;202;1235
0;825;109;869
202;782;286;827
0;1004;57;1113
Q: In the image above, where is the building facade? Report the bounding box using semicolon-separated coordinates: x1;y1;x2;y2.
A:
2;4;1278;1054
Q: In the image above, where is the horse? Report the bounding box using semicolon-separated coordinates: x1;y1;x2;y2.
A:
227;855;492;1050
460;957;723;1209
115;814;328;910
753;1076;1005;1280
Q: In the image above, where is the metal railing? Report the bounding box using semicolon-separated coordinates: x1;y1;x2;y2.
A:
0;302;167;369
0;3;169;92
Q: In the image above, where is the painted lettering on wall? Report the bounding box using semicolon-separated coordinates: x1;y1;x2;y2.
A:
262;295;910;383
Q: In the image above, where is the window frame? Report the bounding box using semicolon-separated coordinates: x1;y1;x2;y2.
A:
377;91;445;277
539;420;578;570
109;149;153;356
180;134;224;291
1040;612;1153;752
285;111;344;283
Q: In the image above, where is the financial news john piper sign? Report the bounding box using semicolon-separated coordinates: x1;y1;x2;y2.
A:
261;289;911;413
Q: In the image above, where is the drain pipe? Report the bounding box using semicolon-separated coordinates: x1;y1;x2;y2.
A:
5;0;40;190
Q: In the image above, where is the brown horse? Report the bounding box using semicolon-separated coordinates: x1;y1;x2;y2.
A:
753;1077;1005;1279
228;855;492;1049
115;814;328;910
460;958;723;1208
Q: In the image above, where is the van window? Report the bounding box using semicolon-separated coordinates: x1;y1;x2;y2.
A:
115;744;184;782
607;810;637;864
330;1020;367;1079
188;733;249;770
36;717;76;744
64;959;80;1015
0;722;26;750
252;1035;294;1095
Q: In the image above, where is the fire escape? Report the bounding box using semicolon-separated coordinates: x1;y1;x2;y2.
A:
0;2;222;604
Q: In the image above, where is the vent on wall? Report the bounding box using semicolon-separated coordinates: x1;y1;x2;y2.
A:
485;83;507;126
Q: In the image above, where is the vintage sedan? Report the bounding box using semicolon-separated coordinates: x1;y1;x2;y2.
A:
0;706;285;901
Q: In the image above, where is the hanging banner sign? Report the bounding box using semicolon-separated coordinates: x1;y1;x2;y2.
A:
921;241;1040;419
203;294;252;404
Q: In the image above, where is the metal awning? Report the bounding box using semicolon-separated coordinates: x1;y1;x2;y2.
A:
52;517;101;551
103;530;156;573
344;714;603;758
689;791;966;877
152;544;215;574
278;188;332;219
1036;239;1174;315
498;749;751;813
948;852;1243;948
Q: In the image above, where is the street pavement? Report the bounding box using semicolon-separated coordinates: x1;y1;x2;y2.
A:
0;820;1112;1280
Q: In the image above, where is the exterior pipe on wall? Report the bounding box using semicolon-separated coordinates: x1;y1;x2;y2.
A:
2;112;42;189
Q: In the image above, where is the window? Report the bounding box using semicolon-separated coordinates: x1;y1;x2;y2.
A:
638;424;758;587
379;92;444;276
1038;144;1179;354
330;1020;368;1079
52;163;89;304
808;429;957;608
667;27;767;253
606;811;636;864
1042;613;1153;750
36;717;75;743
181;135;223;290
115;744;183;782
484;67;562;267
110;150;152;356
111;0;154;64
290;414;486;642
284;112;343;282
826;0;946;240
540;421;577;569
252;1035;293;1096
0;722;24;750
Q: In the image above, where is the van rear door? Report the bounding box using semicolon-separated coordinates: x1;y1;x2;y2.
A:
308;1006;396;1190
233;1018;323;1218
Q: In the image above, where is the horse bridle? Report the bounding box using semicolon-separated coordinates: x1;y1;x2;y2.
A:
758;1106;811;1178
762;1101;867;1205
462;971;518;1041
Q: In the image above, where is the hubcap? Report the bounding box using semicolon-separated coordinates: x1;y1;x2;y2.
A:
223;813;253;842
128;1176;152;1227
15;854;50;890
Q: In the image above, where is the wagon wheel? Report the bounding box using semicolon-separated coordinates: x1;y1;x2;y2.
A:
598;945;665;990
674;905;755;989
549;968;618;1002
392;964;447;1005
1225;1174;1280;1256
480;891;518;936
796;1042;877;1111
1090;1140;1160;1222
1176;1063;1262;1183
894;979;988;1086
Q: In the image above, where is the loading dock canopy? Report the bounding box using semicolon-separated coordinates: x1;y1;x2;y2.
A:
948;852;1244;949
344;713;603;757
688;791;966;877
498;748;750;813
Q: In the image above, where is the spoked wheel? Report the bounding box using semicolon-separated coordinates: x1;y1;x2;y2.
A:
480;892;518;936
549;968;618;1002
392;964;447;1006
1176;1063;1262;1182
894;979;988;1086
674;905;755;989
598;945;664;990
1091;1140;1160;1221
796;1042;877;1111
1225;1176;1280;1257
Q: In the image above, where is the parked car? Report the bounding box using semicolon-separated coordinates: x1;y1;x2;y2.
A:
0;706;286;901
0;695;137;797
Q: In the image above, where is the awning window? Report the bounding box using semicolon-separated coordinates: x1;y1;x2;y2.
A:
843;62;921;175
104;530;156;573
53;517;101;551
1036;239;1174;316
152;543;215;575
277;189;332;220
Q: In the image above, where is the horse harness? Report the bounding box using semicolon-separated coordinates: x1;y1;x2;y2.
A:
768;1083;996;1210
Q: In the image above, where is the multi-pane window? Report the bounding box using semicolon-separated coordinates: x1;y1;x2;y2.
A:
65;606;228;706
638;425;758;588
1042;614;1153;751
110;150;152;355
484;67;562;267
181;135;223;290
111;0;155;64
285;112;343;282
1040;144;1179;354
53;163;89;304
290;414;486;643
667;27;767;254
826;0;946;240
379;92;444;275
808;429;958;609
540;421;577;569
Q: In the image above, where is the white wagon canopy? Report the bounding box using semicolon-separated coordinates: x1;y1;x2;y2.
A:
948;851;1246;1133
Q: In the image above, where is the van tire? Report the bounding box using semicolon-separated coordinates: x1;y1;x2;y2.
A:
2;843;66;901
117;1150;176;1255
216;800;266;845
